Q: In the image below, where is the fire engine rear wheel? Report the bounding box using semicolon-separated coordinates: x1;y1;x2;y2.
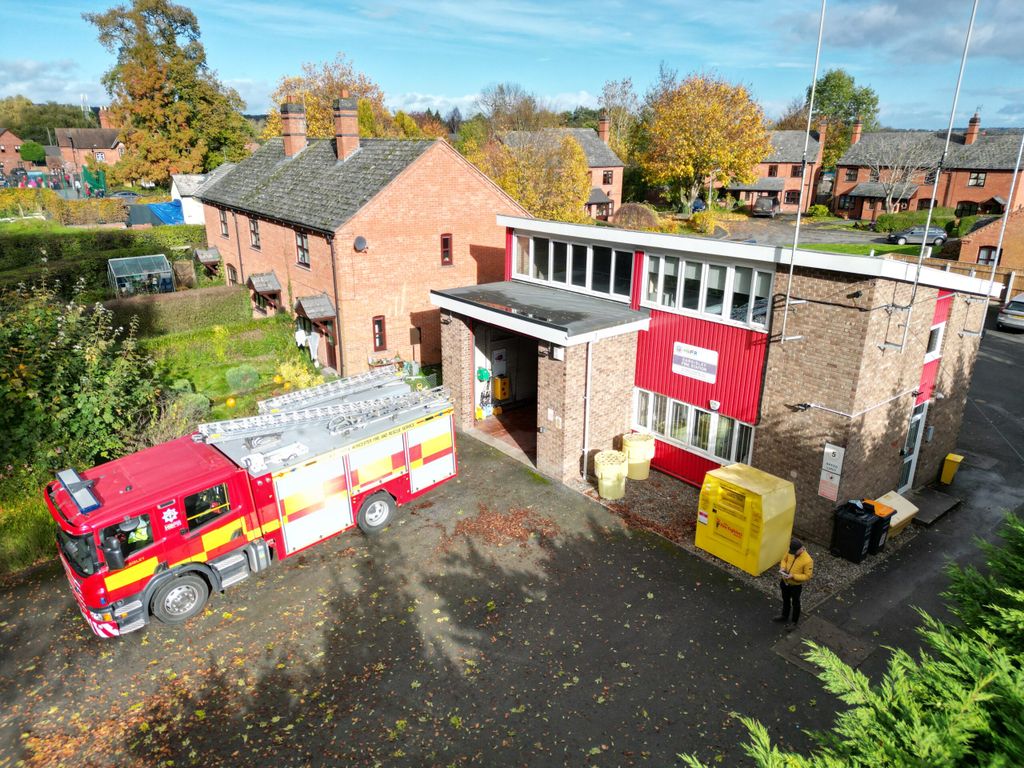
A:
357;493;396;534
151;574;209;624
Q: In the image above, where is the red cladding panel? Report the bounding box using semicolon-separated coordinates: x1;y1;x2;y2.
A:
634;310;768;424
652;439;721;487
917;358;940;405
504;227;514;281
630;250;644;311
933;289;953;325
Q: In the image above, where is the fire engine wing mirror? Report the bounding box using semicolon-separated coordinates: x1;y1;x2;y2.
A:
102;536;125;571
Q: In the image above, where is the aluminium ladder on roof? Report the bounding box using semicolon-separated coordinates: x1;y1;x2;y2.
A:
257;368;402;414
194;387;451;445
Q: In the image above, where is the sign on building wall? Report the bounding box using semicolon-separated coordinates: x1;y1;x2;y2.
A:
672;342;719;384
818;443;846;501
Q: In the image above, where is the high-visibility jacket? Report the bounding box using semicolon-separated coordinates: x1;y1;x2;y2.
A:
779;550;813;586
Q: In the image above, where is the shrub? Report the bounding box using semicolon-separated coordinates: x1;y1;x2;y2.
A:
687;210;716;235
874;207;956;233
612;202;661;231
172;392;211;419
807;204;831;217
225;364;260;393
0;188;59;217
46;197;129;225
276;359;321;391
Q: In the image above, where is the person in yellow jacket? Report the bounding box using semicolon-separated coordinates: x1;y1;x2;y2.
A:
773;538;813;626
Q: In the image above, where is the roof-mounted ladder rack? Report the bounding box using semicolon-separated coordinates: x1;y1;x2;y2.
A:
257;368;401;413
195;387;450;444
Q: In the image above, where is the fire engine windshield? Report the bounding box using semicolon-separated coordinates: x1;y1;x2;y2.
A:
56;528;98;577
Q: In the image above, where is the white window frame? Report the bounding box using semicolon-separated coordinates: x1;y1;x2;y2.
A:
631;387;754;465
641;252;772;331
218;209;229;238
95;151;105;162
512;236;632;303
924;322;945;363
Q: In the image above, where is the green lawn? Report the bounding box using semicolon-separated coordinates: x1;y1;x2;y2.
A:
800;242;923;257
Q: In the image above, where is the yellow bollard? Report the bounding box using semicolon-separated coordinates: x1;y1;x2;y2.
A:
941;453;964;485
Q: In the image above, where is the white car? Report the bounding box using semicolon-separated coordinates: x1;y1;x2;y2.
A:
996;294;1024;331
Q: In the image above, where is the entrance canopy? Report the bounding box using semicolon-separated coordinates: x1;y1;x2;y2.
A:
431;281;649;346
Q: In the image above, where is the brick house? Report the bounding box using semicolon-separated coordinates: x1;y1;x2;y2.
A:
432;216;995;541
0;127;27;175
55;128;124;174
198;95;527;374
723;127;826;213
832;115;1024;221
502;118;624;219
956;206;1024;271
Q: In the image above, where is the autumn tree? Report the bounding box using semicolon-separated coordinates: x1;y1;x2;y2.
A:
636;73;771;208
476;82;561;134
85;0;253;185
601;78;640;162
468;133;590;222
773;97;809;130
263;53;391;139
0;96;97;144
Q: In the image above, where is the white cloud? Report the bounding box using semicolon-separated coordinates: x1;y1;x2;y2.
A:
387;92;481;116
0;59;105;107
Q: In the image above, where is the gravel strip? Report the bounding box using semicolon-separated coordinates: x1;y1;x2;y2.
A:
568;468;919;609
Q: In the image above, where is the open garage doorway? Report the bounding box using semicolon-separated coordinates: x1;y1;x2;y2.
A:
472;325;539;464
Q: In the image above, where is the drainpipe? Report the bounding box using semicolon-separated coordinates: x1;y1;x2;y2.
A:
231;210;245;282
581;341;594;479
327;234;344;375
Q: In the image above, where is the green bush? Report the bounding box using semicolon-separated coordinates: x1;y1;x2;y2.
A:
874;207;956;233
225;364;260;393
807;204;831;217
105;285;250;337
946;214;985;238
172;392;211;418
687;210;716;235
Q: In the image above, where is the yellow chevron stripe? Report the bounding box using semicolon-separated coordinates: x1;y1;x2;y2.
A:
104;556;158;591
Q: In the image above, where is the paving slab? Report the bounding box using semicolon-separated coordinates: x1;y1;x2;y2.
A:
773;616;875;677
907;486;962;525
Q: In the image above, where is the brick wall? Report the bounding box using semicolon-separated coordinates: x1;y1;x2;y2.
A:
588;165;622;214
958;208;1024;271
439;311;476;431
0;130;24;174
202;141;526;373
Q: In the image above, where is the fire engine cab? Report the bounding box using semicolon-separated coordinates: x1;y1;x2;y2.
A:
45;370;457;638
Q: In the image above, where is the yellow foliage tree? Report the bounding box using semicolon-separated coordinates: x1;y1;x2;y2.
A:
263;53;392;139
468;134;590;223
637;73;771;208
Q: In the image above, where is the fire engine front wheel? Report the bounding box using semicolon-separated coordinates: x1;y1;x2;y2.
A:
151;574;210;624
357;492;396;534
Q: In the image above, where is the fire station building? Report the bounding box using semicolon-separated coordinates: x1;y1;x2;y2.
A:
431;216;998;541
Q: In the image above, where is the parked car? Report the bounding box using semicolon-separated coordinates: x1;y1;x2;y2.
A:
887;226;947;247
109;191;140;201
751;196;780;218
691;198;707;213
996;294;1024;331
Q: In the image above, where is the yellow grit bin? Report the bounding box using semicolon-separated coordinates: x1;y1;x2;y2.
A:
695;463;796;576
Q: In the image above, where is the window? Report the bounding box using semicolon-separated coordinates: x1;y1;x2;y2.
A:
226;264;238;286
532;237;549;280
924;169;938;184
248;218;260;249
551;241;568;282
95;152;105;162
184;484;230;532
730;267;752;322
571;243;588;287
661;256;680;308
644;254;772;328
791;164;802;178
925;323;945;362
219;209;229;237
682;261;702;311
372;315;387;352
752;271;772;326
844;167;858;182
294;231;310;267
917;198;935;211
785;190;800;206
633;388;754;464
767;165;778;177
515;236;631;299
440;233;453;266
515;235;530;276
591;246;612;293
968;171;986;187
602;170;614;185
978;246;1001;266
101;514;153;563
837;195;854;210
703;265;727;316
253;291;274;313
869;169;880;182
613;250;633;295
956;201;979;217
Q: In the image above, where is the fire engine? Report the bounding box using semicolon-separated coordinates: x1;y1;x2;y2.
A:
45;369;457;638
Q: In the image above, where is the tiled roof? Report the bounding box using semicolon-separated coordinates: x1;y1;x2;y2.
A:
193;163;235;196
838;129;1024;171
171;174;207;197
248;272;282;294
727;177;786;192
848;181;918;199
502;128;624;168
295;293;336;320
587;187;612;205
55;128;120;150
199;138;433;232
766;130;821;163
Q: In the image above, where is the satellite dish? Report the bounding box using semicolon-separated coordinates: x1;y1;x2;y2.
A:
353;236;367;252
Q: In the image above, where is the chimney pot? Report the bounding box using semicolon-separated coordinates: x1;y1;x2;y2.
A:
280;100;307;157
333;92;360;161
597;113;610;144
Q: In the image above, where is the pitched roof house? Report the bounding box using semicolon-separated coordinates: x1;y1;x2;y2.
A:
832;115;1024;220
0;127;27;174
171;164;236;225
54;128;124;172
722;127;825;213
502;118;624;219
199;94;528;374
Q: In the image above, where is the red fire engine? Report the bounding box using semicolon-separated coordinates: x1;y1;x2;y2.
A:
45;370;457;638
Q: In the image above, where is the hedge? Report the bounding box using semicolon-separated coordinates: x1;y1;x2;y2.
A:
0;188;59;217
0;189;131;224
0;224;207;271
873;207;956;233
104;285;250;337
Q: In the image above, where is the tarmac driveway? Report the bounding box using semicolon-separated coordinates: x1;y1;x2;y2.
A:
0;438;835;768
721;215;889;248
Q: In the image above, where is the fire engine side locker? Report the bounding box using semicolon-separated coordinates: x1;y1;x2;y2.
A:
407;412;456;493
272;449;354;556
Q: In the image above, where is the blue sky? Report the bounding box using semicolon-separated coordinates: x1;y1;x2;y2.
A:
2;0;1023;129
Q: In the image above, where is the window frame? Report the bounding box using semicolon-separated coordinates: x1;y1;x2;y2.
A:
440;233;453;266
248;218;261;249
924;322;945;363
767;164;778;178
219;209;229;238
295;231;310;268
512;236;633;302
968;171;986;187
372;315;387;352
784;190;800;206
837;195;855;211
226;264;238;286
977;246;1001;266
602;169;614;185
183;483;231;534
790;164;802;178
844;167;858;182
632;388;754;465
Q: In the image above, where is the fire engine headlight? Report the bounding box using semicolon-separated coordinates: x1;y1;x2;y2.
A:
89;609;113;623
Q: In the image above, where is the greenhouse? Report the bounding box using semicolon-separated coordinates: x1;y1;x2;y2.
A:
107;254;175;297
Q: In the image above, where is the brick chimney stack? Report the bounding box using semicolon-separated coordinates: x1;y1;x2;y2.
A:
965;112;980;145
281;98;307;158
850;118;862;145
597;113;610;144
333;90;360;161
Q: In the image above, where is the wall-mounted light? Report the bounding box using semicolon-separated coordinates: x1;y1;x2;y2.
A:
709;399;721;412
